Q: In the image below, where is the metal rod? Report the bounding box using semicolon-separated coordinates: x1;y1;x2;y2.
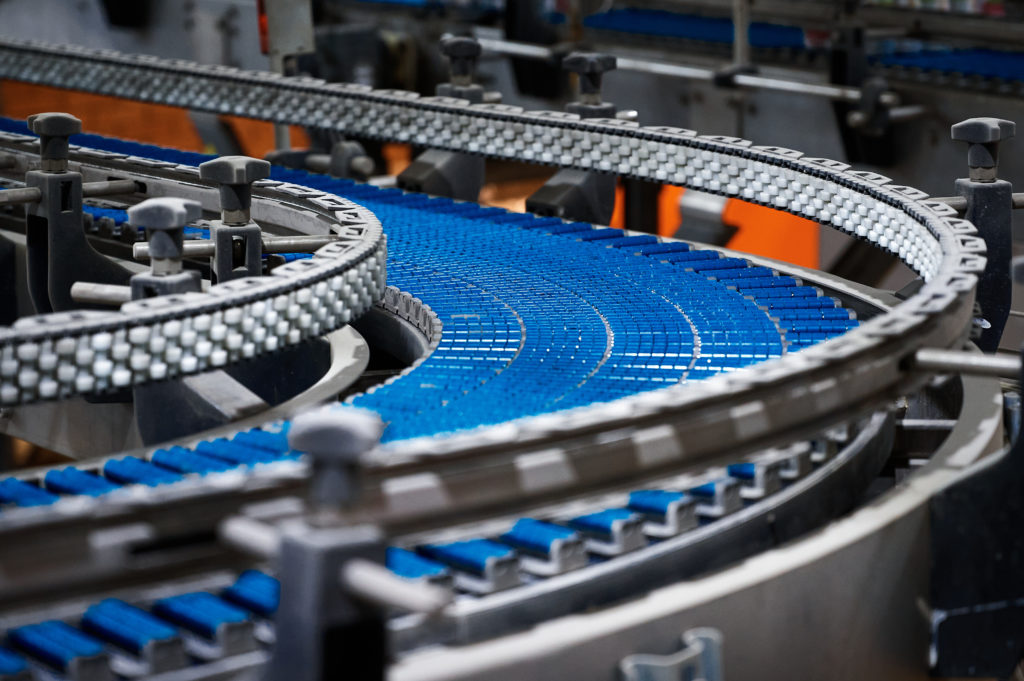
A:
477;37;554;60
731;73;861;102
133;234;341;260
69;281;132;306
0;152;15;169
478;37;864;102
911;348;1021;379
615;56;715;82
732;0;751;67
340;558;451;615
931;194;1024;214
0;186;41;205
219;516;282;559
81;179;139;197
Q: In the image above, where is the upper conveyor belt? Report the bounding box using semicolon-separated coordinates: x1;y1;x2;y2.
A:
0;37;984;474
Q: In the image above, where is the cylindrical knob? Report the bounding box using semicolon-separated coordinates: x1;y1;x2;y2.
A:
198;155;271;225
27;112;82;173
440;36;482;87
288;408;384;517
127;197;202;276
952;117;1016;183
563;52;617;103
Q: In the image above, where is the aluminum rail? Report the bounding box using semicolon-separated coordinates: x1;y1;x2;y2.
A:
0;38;982;534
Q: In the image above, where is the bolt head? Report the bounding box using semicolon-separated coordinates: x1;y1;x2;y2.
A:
288;407;384;462
440;36;481;60
199;155;271;185
27;112;82;138
128;197;202;230
951;117;1016;144
562;52;617;75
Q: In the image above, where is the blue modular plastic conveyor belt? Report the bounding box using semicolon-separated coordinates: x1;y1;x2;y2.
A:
0;120;855;620
582;9;807;49
0;115;856;478
874;47;1024;84
0;442;833;678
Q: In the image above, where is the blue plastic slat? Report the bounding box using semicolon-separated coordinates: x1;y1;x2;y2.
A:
152;593;248;640
387;548;449;580
0;478;59;507
81;599;178;655
8;622;105;671
500;518;577;555
222;571;280;617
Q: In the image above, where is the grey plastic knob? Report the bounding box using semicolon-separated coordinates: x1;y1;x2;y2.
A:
951;117;1016;145
129;197;201;273
198;155;271;223
289;408;384;463
563;53;617;96
952;118;1016;181
290;408;384;512
199;155;271;186
440;36;482;80
127;197;202;230
27;112;82;171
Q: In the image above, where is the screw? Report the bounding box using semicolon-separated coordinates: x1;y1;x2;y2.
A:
127;197;201;276
563;52;617;105
440;36;482;87
27;112;82;173
198;155;271;225
288;408;384;522
951;117;1015;183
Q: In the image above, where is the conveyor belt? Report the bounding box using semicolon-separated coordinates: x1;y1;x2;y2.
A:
874;47;1024;89
0;119;856;445
583;9;807;50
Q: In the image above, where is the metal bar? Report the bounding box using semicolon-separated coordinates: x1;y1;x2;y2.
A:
732;0;750;67
911;348;1021;379
69;281;132;306
132;234;342;260
731;73;861;102
219;516;282;559
932;194;1024;214
477;37;555;61
80;179;138;197
0;186;41;205
615;56;715;82
479;37;862;101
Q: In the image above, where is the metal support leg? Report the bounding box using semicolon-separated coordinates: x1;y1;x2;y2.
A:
930;353;1024;677
23;170;130;312
958;177;1013;352
269;524;388;681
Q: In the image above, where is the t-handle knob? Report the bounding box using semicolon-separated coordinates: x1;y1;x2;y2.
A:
952;117;1016;183
128;197;201;276
27;112;82;173
198;155;271;225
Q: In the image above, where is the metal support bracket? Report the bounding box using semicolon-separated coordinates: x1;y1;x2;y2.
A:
620;628;724;681
268;523;388;681
211;220;262;282
930;357;1024;676
957;177;1013;351
23;169;130;312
